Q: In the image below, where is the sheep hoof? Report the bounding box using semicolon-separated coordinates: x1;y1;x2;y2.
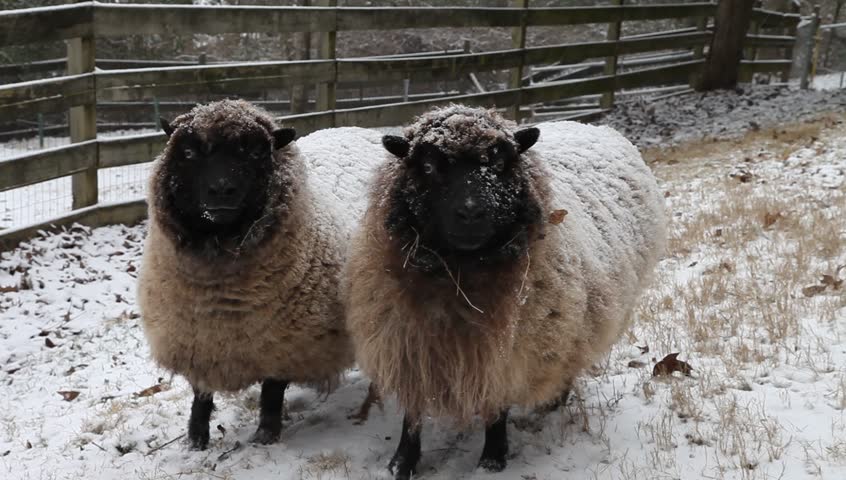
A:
478;456;507;472
387;455;416;480
187;431;210;451
250;426;281;445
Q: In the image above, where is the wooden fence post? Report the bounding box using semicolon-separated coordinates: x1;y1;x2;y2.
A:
741;0;762;83
508;0;528;122
316;0;337;117
799;5;822;90
781;0;800;82
690;12;708;88
67;34;97;209
601;0;624;110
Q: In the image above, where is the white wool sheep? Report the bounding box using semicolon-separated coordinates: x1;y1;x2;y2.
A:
342;105;666;478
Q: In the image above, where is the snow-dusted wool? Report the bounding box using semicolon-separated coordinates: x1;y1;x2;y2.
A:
343;105;667;425
138;100;383;393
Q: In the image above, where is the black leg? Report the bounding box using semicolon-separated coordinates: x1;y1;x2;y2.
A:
388;414;422;480
188;389;214;450
478;409;509;472
251;378;288;445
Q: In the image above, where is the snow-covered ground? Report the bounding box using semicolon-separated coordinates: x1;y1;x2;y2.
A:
1;107;844;479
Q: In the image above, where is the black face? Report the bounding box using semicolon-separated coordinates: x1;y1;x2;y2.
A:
170;131;270;231
159;118;296;251
383;127;541;268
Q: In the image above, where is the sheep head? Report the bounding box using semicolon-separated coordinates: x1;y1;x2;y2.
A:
381;105;542;273
152;99;297;258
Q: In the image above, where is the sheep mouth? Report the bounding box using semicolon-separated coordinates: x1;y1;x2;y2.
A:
201;206;242;224
446;232;491;252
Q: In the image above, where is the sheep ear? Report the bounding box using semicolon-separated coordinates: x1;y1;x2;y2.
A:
160;118;175;137
272;128;296;150
514;127;540;153
382;135;410;158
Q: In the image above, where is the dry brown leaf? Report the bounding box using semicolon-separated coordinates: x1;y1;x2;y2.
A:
58;391;80;401
762;211;782;229
802;284;827;297
637;344;650;354
135;383;166;398
548;209;568;225
44;338;57;348
821;274;843;290
0;285;19;293
627;360;646;369
652;353;693;377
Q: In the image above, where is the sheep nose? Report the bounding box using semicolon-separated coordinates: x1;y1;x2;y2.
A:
455;198;485;224
208;178;237;198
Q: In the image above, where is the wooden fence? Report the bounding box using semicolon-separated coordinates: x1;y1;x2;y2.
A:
0;1;801;251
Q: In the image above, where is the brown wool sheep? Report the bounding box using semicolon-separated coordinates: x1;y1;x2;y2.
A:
137;100;382;449
342;105;666;478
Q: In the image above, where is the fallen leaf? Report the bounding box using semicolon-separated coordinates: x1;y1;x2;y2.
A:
135;384;166;398
548;209;568;225
713;228;723;237
762;211;782;229
217;424;226;436
25;441;31;449
637;344;650;354
58;391;80;401
730;171;752;183
627;360;646;369
44;338;56;348
802;284;827;297
0;285;19;293
652;353;693;377
820;274;843;290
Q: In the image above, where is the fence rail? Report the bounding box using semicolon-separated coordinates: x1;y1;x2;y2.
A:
0;1;802;250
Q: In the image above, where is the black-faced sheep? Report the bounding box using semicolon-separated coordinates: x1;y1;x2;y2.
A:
138;99;382;449
342;105;666;478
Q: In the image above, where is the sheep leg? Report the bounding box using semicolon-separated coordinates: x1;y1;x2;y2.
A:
478;409;509;472
187;389;214;450
388;414;422;480
251;378;289;445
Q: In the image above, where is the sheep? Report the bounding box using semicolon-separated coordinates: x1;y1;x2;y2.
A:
137;99;383;449
342;104;666;478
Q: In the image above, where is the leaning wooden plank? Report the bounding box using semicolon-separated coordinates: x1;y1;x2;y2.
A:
751;8;801;28
0;74;94;116
522;60;702;104
0;199;147;253
0;140;97;192
334;90;521;128
0;2;93;47
337;31;710;83
96;61;335;102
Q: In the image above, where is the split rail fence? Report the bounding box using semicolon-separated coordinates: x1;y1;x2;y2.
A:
0;1;801;250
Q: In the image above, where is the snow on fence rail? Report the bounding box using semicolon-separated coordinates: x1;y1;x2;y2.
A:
0;1;802;251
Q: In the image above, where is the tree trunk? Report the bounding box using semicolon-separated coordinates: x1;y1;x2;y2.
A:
696;0;756;91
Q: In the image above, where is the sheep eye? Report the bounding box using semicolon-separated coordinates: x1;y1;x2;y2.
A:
423;162;435;175
183;148;196;160
493;157;506;172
